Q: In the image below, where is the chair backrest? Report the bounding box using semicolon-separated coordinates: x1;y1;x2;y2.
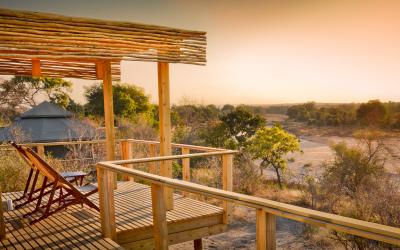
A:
10;142;89;199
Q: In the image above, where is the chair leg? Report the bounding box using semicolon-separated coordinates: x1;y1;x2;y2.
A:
27;170;40;201
43;181;58;216
22;168;34;196
24;177;47;218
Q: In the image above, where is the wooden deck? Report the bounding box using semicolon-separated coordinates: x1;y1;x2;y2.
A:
1;181;225;249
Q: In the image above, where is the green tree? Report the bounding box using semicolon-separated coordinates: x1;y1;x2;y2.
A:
356;100;386;127
85;83;151;121
221;104;235;114
247;124;301;188
220;107;266;147
0;76;72;118
66;98;85;118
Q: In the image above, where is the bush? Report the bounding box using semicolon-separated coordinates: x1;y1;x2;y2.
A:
0;150;29;192
303;132;400;249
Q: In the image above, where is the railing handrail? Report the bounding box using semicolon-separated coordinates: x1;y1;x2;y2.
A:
0;139;225;152
108;150;237;165
97;159;400;246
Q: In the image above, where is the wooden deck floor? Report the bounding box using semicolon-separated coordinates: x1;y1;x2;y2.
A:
1;181;225;249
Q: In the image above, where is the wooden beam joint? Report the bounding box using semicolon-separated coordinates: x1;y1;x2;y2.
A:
31;59;41;77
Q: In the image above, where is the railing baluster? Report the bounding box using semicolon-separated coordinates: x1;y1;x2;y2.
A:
149;144;157;174
151;183;169;250
182;147;190;181
120;140;134;181
256;209;276;250
36;145;45;158
222;154;233;224
181;147;190;197
97;166;117;240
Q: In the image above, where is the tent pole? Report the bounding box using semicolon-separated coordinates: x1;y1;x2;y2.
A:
157;62;173;210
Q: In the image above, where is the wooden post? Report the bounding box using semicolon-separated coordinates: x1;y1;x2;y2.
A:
36;145;45;158
157;62;173;210
182;147;190;182
31;59;41;76
194;238;203;250
120;140;134;181
101;60;117;188
151;183;168;250
97;166;117;240
256;209;276;250
149;144;157;174
222;154;233;224
0;193;6;240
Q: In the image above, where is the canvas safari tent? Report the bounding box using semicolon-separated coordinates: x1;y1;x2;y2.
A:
0;101;97;143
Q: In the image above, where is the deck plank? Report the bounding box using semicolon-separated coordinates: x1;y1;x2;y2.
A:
1;181;224;249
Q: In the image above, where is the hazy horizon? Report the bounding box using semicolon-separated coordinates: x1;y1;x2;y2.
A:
1;0;400;105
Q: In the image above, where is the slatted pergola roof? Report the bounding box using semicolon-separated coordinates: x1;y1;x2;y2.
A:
0;8;204;211
0;8;207;80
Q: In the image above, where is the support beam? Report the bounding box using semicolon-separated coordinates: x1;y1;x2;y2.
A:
222;154;233;224
120;140;134;181
157;62;173;210
102;60;117;188
97;166;117;240
31;59;41;77
256;209;276;250
151;183;168;250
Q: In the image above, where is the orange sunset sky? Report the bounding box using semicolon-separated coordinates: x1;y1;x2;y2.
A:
1;0;399;105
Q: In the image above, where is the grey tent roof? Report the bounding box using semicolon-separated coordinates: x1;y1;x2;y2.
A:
0;101;98;143
20;101;73;118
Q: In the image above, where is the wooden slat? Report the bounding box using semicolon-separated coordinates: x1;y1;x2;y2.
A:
157;62;173;210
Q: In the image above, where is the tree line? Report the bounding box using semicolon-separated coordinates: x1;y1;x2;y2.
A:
287;100;400;129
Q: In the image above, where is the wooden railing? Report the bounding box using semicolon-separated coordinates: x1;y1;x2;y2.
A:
96;147;400;250
95;140;237;247
2;140;400;249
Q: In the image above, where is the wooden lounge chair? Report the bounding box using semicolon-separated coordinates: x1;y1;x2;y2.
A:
10;142;90;209
11;142;99;224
